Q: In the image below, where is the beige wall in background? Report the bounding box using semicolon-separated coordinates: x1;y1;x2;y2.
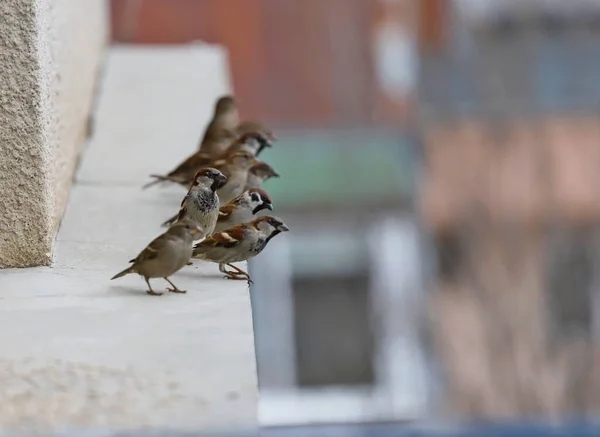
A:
0;0;108;267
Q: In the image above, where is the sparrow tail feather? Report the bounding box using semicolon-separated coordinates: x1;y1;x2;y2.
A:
111;265;135;280
142;177;164;190
142;174;186;190
160;213;178;228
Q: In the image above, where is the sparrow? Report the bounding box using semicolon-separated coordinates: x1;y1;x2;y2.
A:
212;151;258;204
214;188;273;233
198;95;240;155
110;219;204;296
162;187;272;229
235;121;277;147
143;130;236;189
160;168;227;235
191;216;289;282
245;162;280;190
142;129;265;191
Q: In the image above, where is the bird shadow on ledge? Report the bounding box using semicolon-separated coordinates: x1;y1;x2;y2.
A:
174;267;226;280
108;285;163;297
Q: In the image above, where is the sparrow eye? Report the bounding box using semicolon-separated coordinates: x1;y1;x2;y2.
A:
251;193;259;202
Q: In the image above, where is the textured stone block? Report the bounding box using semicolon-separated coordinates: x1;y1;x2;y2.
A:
0;0;107;267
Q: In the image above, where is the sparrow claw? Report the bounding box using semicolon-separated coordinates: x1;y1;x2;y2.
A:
186;261;193;266
167;288;187;294
146;290;163;296
223;274;254;285
223;274;245;281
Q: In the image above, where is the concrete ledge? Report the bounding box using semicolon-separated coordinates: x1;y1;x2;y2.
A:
0;46;257;431
0;0;107;267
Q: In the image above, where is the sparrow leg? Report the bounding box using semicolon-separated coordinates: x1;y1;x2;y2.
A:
218;263;250;282
218;263;237;275
164;277;187;294
223;273;249;281
224;264;253;284
227;263;252;280
145;278;163;296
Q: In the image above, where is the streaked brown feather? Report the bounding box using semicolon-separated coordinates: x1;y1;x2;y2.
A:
195;225;246;249
167;152;212;179
217;204;236;222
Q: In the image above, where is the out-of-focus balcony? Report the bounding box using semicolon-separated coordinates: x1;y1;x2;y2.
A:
419;0;600;418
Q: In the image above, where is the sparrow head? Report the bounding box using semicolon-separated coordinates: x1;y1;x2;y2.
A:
249;162;280;181
192;167;227;191
229;131;264;156
214;95;237;115
237;121;277;142
237;125;275;155
236;131;274;157
226;151;259;170
169;218;204;238
254;134;273;156
246;188;273;215
254;216;290;234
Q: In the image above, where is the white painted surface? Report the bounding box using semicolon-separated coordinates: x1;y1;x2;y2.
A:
0;46;257;431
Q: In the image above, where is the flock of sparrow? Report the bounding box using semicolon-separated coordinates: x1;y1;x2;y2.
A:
111;95;289;296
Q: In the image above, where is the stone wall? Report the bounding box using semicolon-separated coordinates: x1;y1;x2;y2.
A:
0;0;107;267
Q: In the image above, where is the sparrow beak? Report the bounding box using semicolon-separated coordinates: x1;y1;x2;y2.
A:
278;223;290;232
264;202;273;211
212;173;228;190
271;171;280;178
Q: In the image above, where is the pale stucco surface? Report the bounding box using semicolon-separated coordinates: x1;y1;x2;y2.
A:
0;0;107;267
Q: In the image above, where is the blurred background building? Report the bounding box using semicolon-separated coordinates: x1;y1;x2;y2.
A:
420;0;600;418
111;0;600;423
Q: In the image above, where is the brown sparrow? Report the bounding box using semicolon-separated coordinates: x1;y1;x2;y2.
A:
245;162;280;190
198;95;240;155
191;216;289;282
214;188;273;233
144;129;269;192
143;131;236;190
212;151;258;204
111;219;204;296
163;187;272;229
160;168;227;235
